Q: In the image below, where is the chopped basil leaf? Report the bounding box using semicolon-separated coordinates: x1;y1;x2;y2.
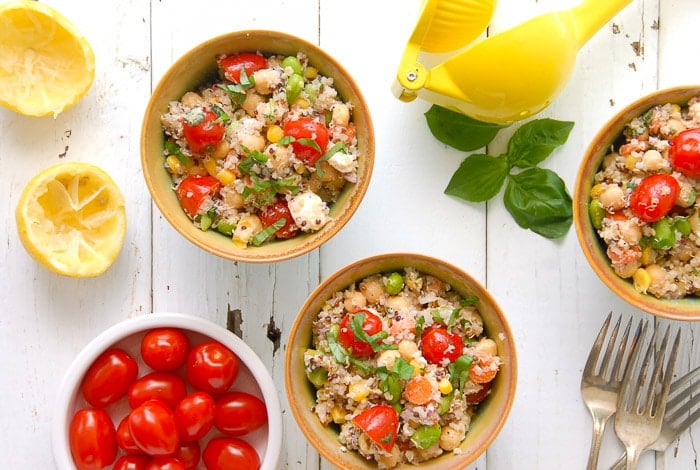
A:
392;357;414;380
415;316;426;337
379;431;394;444
448;354;474;392
460;296;479;307
238;148;268;175
296;137;321;153
447;308;460;331
241;175;299;207
217;70;256;106
277;135;294;146
250;218;286;246
348;312;397;353
328;324;348;363
349;357;374;376
211;104;231;124
315;141;347;177
164;140;190;165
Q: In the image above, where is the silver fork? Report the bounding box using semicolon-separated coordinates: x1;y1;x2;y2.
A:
610;366;700;470
614;324;681;470
581;313;646;470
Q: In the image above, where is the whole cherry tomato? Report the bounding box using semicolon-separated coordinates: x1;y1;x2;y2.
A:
629;173;680;222
113;455;150;470
351;404;399;453
283;117;329;165
81;348;138;408
174;391;216;441
146;456;186;470
186;341;240;395
217;53;267;83
420;325;464;365
181;106;225;154
69;408;117;470
128;399;180;456
202;437;261;470
128;372;187;409
176;175;221;217
669;127;700;178
338;309;384;357
173;441;201;470
213;391;268;436
258;199;298;239
141;328;190;371
116;415;144;454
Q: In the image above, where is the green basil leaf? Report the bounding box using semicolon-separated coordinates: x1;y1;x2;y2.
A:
444;154;508;202
328;324;348;363
503;167;573;239
164;140;190;165
507;119;574;168
250;218;286;246
392;357;415;380
315;141;347;177
425;105;508;151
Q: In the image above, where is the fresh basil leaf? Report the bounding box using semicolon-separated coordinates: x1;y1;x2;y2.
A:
449;354;474;391
164;140;190;165
296;137;321;153
507;119;574;169
278;135;294;146
460;296;479;307
425;105;508;151
315;141;347;177
328;324;348;363
444;153;509;202
415;316;425;337
250;218;286;246
392;357;415;380
504;167;573;239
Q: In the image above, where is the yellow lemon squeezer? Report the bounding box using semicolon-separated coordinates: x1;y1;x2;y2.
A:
394;0;634;124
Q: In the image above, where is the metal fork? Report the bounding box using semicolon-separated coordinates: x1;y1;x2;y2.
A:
581;313;646;470
614;324;681;470
610;366;700;470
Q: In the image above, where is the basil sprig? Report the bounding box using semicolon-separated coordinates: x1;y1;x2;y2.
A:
165;140;189;165
218;69;255;106
242;175;299;207
250;218;286;246
348;312;398;353
448;354;474;392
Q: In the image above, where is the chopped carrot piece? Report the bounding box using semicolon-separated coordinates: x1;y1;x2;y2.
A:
404;375;434;405
469;350;500;384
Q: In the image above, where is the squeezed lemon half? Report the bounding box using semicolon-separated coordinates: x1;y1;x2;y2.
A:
16;162;126;277
0;1;95;116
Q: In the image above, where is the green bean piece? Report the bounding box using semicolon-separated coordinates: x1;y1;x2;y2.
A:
199;211;214;231
216;220;235;236
588;199;605;230
304;83;319;103
439;391;454;414
652;217;676;249
385;272;405;295
411;424;442;449
285;73;304;103
381;374;402;403
674;216;692;236
282;56;303;75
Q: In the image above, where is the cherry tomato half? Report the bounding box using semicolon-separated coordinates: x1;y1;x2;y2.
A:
181;106;225;154
146;456;186;470
202;437;261;470
217;53;267;84
113;455;150;470
128;399;180;456
81;348;138;408
338;310;384;357
186;341;240;395
174;391;216;442
420;326;464;365
176;175;221;217
116;415;144;454
283;117;329;165
669;127;700;178
351;404;399;453
466;380;493;404
258;199;298;239
629;173;680;222
128;372;187;409
69;408;117;470
141;328;190;372
213;391;268;437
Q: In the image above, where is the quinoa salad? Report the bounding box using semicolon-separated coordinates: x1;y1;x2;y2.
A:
304;268;502;468
159;52;359;247
590;96;700;298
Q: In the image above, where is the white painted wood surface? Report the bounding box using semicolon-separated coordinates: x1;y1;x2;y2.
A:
1;0;699;468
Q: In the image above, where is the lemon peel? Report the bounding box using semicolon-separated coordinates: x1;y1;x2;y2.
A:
16;162;126;277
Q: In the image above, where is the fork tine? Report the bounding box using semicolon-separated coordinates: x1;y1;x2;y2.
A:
666;375;700;420
642;326;672;414
618;319;649;412
655;328;682;416
583;312;613;377
609;317;635;381
669;365;700;395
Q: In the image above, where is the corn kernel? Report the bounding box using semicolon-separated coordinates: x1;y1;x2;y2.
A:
625;155;638;171
590;183;604;198
331;406;346;424
348;382;370;402
438;378;453;395
266;125;284;143
641;246;656;266
166;155;184;175
293;97;310;109
203;157;218;177
633;268;651;293
304;66;318;80
216;168;236;186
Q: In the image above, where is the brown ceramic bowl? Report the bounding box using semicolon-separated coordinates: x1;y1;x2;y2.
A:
141;30;374;263
285;253;517;469
573;86;700;321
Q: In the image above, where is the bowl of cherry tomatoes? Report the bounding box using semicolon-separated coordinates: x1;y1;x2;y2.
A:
52;313;281;470
573;85;700;320
284;253;517;469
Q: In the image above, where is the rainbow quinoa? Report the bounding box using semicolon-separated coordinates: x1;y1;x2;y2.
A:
304;267;502;468
590;96;700;298
160;51;359;247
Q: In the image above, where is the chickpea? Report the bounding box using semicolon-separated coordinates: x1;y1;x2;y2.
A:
331;103;350;126
376;445;400;469
424;275;446;296
239;133;266;152
676;182;696;208
474;338;498;356
439;425;465;451
646;263;668;293
461;308;484;338
376;350;401;370
252;68;280;95
222;187;244;210
661;117;687;138
359;275;384;304
210;140;231;160
690;209;700;237
180;91;205;108
398;339;418;360
640;149;667;172
343;290;367;312
386;295;411;312
598;184;626;211
617;219;642;245
233;214;262;245
241;92;264;116
602;152;620;170
614;259;641;279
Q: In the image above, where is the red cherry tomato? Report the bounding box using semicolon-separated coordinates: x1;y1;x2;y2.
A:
113;455;150;470
176;175;221;217
669;127;700;178
69;408;117;470
173;441;201;470
116;415;144;454
258;199;298;239
351;404;399;453
338;309;383;357
128;399;180;456
213;391;268;436
629;173;680;222
128;371;188;409
81;348;138;408
283;117;329;165
174;391;216;442
181;106;225;154
202;437;261;470
217;53;267;83
146;456;186;470
466;381;492;404
186;341;240;395
141;328;190;371
420;326;464;365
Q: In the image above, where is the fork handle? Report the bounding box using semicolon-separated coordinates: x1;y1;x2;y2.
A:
586;416;607;470
625;448;642;470
609;453;625;470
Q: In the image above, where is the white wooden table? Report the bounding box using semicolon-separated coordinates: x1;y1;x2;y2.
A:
2;0;699;468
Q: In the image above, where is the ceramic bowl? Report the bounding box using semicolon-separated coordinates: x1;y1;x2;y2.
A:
141;30;374;263
285;253;517;469
52;313;281;469
573;86;700;321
